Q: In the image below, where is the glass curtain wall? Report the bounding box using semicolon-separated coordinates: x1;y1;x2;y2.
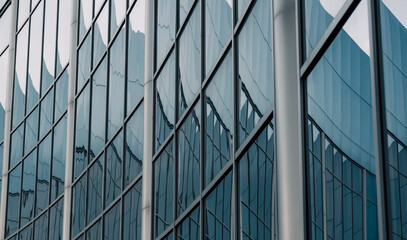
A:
6;0;70;238
71;0;145;239
153;0;276;239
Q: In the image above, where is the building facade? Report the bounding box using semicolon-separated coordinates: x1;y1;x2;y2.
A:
0;0;405;239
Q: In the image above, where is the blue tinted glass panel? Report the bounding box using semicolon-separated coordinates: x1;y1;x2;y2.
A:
156;0;175;67
24;107;39;153
124;104;143;187
36;134;51;215
90;57;107;160
178;103;200;215
10;124;24;169
179;0;194;25
20;150;37;226
19;224;33;240
77;32;92;93
87;220;101;240
71;176;86;238
105;131;123;207
78;0;93;43
353;194;363;239
56;0;71;75
127;0;145;115
123;181;142;240
238;0;273;145
40;88;54;138
205;0;232;74
51;115;67;201
237;0;249;19
110;0;126;39
74;85;90;179
6;164;21;237
178;3;201;117
103;202;121;240
34;212;48;240
49;198;64;240
42;0;58;94
93;4;108;66
177;207;200;240
205;172;232;240
155;52;175;150
154;141;174;237
55;69;69;119
108;27;125;139
367;201;378;240
87;156;103;223
205;51;232;185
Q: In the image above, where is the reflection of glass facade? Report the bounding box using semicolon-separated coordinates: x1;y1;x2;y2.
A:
0;0;405;239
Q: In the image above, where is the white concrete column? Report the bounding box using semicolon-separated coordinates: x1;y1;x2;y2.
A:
62;0;78;239
141;0;154;239
0;0;18;239
273;0;305;239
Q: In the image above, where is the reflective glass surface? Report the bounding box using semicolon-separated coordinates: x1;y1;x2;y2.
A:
93;4;108;66
17;0;30;30
87;220;101;240
42;0;58;93
10;124;24;169
56;0;71;75
74;84;90;178
205;51;233;185
51;115;67;201
0;50;9;142
123;181;142;240
55;69;69;119
237;0;249;20
108;26;125;139
105;131;123;207
179;0;194;25
77;32;92;93
34;213;48;240
110;0;126;39
79;0;93;43
36;134;51;214
205;0;232;74
156;0;175;67
155;51;175;151
39;88;54;138
0;6;11;51
177;207;200;240
49;198;64;240
24;107;38;153
87;156;103;223
178;3;201;117
154;141;174;237
238;0;273;145
6;164;21;237
178;102;200;215
20;150;36;226
71;175;86;237
103;202;120;240
19;224;32;240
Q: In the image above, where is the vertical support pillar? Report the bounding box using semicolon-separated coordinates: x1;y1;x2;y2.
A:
0;0;18;238
273;0;305;239
142;0;154;239
62;0;78;239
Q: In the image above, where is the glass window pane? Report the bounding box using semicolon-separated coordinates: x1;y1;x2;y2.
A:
156;0;175;67
303;0;346;58
179;0;194;25
17;0;30;30
49;198;64;240
205;172;232;239
205;0;232;74
205;51;233;185
90;57;107;160
77;32;92;93
110;0;126;39
26;2;44;112
10;124;24;169
95;0;105;16
0;50;9;142
87;156;103;223
127;0;145;114
93;4;108;66
42;0;58;93
0;6;12;51
36;134;51;215
177;207;200;240
39;88;54;138
154;141;174;237
108;27;125;139
24;107;39;153
0;143;3;175
87;220;101;240
19;224;33;240
56;0;71;75
103;202;121;240
34;212;48;240
71;176;86;238
78;0;93;43
6;164;22;238
105;131;123;207
74;85;90;179
155;51;175;150
238;0;273;145
366;201;378;240
13;24;29;128
51;115;67;201
123;181;142;240
178;102;200;215
55;69;69;119
124;104;143;187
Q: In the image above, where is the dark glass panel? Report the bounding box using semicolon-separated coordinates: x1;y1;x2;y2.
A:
20;150;37;226
205;172;232;240
36;134;51;215
56;0;71;75
177;207;200;240
314;157;323;227
77;32;92;93
178;103;200;215
108;27;125;139
205;0;232;75
156;0;175;67
87;156;103;223
55;69;69;119
325;139;333;172
105;131;123;207
103;202;121;240
239;124;274;239
42;0;58;94
127;0;145;114
326;172;334;237
90;57;107;160
34;212;48;240
155;51;175;150
110;0;126;39
390;166;402;234
10;124;24;169
178;3;201;117
51;115;67;201
74;85;90;179
39;88;54;138
93;4;108;66
154;141;174;237
49;198;64;240
343;186;353;239
205;51;233;185
78;0;93;43
87;220;101;240
19;224;33;240
6;164;22;237
238;0;273;145
124;104;143;187
123;181;142;240
352;164;362;194
366;173;377;203
366;201;378;240
12;24;29;129
334;178;343;239
353;194;363;239
71;176;86;238
312;126;321;159
24;107;39;153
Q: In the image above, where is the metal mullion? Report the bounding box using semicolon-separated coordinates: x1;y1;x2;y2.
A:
153;132;175;162
174;196;200;226
123;97;144;125
233;0;257;36
155;223;175;240
201;160;233;198
153;42;176;80
173;0;179;235
175;92;200;130
321;132;327;240
0;0;11;18
175;0;199;41
200;0;205;238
